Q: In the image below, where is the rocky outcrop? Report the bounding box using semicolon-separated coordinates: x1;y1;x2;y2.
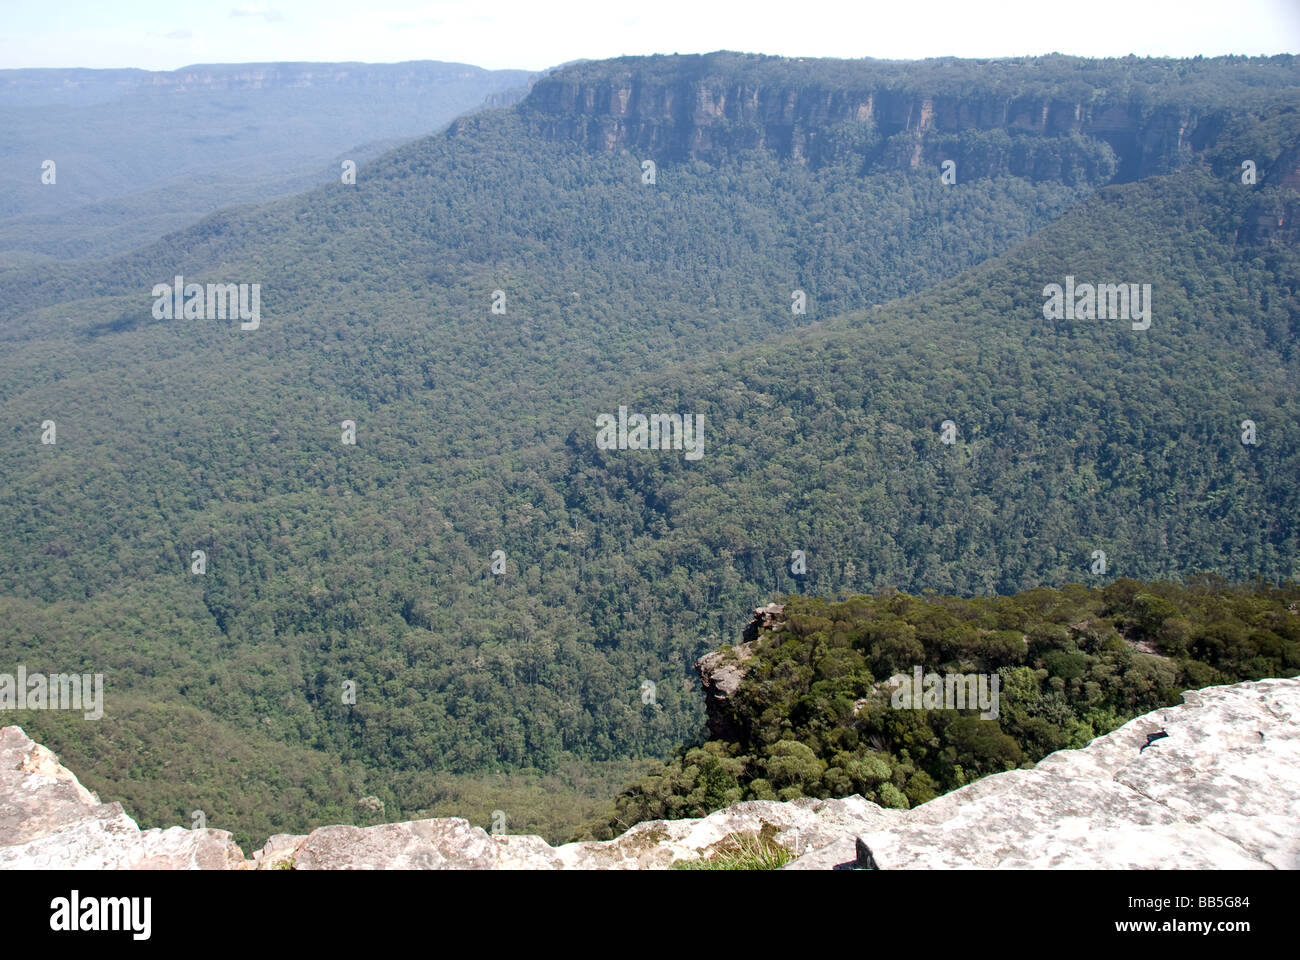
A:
1244;145;1300;245
788;675;1300;869
4;675;1295;869
0;727;247;869
254;796;878;869
693;603;783;740
513;52;1242;182
695;642;754;741
742;601;786;644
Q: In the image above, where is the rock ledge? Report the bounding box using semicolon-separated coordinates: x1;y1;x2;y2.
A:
2;676;1296;869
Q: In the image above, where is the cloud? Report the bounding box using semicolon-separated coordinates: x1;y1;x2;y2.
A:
388;19;445;29
229;6;285;22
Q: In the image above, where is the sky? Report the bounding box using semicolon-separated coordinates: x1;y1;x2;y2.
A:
1;0;1298;72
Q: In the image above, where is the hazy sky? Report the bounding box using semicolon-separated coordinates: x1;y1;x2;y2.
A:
2;0;1298;71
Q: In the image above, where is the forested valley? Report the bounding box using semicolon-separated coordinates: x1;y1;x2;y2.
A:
1;53;1296;847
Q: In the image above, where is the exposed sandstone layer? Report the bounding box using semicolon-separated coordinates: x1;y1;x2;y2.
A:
0;727;247;869
2;676;1295;869
510;53;1223;182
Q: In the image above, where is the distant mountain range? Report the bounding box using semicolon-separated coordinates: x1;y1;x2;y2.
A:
0;60;537;260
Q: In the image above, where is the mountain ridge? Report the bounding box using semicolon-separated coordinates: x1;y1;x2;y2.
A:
0;60;539;259
516;51;1299;179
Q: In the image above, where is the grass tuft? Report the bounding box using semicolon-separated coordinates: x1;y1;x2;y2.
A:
671;831;795;870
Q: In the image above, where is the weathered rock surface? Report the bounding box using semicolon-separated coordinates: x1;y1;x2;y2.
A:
3;676;1296;869
252;795;881;870
694;602;781;740
514;52;1222;182
0;726;248;869
784;676;1300;870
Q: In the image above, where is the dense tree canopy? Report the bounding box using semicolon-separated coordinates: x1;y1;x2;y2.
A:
582;579;1300;839
0;55;1296;847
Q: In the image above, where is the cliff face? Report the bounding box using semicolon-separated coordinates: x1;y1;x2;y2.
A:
1245;145;1300;244
4;675;1297;869
694;603;783;742
514;55;1222;183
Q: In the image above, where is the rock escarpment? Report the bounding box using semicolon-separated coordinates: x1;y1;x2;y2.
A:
510;52;1269;183
693;603;782;741
1244;144;1300;245
3;676;1296;869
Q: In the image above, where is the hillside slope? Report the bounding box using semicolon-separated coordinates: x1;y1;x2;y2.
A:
0;54;1296;848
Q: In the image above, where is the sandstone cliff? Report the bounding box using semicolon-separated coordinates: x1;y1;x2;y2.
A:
694;602;783;741
1244;144;1300;245
508;52;1253;183
3;675;1296;869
